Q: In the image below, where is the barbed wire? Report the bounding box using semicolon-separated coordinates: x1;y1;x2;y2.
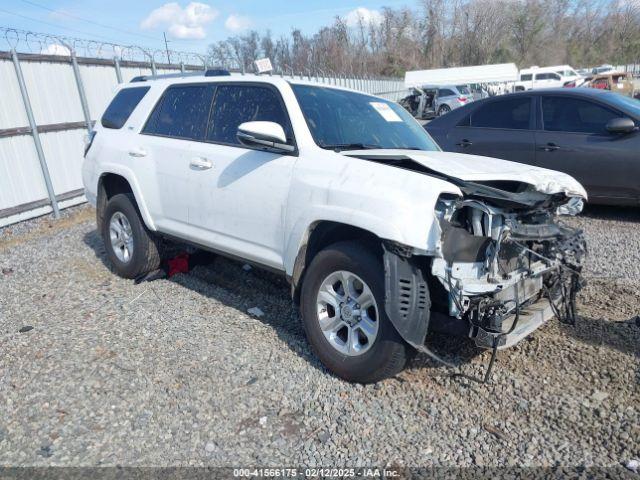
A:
0;26;208;66
0;26;413;90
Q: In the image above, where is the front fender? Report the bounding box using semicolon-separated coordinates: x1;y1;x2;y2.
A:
283;156;462;276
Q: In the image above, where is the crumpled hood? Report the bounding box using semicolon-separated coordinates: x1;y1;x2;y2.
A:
341;149;588;199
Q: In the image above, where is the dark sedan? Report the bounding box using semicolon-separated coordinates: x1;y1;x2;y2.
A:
425;89;640;205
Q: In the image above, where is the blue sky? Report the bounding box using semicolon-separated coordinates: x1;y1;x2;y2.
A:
0;0;416;54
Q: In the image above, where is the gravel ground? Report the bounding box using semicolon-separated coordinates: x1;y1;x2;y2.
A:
0;204;638;471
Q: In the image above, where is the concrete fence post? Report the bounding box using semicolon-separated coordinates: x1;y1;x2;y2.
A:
70;51;93;132
114;56;123;84
10;49;60;218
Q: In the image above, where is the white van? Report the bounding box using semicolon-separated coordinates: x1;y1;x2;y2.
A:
514;65;580;91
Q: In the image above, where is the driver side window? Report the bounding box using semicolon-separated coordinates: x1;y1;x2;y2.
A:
207;85;292;145
542;97;621;135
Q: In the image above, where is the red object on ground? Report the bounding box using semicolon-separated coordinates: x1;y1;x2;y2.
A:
167;253;190;277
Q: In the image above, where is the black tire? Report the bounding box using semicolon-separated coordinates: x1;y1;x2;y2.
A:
100;193;161;279
438;104;451;116
300;241;412;383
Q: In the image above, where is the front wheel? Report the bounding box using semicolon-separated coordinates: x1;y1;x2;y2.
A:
300;242;412;383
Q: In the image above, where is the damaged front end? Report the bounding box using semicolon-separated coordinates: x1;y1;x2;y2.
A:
430;182;586;350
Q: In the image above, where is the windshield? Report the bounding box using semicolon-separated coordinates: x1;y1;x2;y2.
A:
292;84;440;151
603;92;640;117
456;85;471;95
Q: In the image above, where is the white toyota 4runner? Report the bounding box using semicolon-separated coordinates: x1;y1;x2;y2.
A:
83;72;587;383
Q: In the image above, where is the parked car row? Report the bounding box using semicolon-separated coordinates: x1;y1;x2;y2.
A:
399;84;474;119
514;65;582;91
425;88;640;205
565;72;638;99
513;64;637;98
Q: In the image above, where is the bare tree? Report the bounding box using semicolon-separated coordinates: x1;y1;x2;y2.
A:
207;0;640;76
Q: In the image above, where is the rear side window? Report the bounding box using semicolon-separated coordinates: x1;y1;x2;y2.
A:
439;89;455;97
471;97;531;130
143;85;214;141
520;74;532;81
101;87;149;129
207;85;292;145
542;96;621;134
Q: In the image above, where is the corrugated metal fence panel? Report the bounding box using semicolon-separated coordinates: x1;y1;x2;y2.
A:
79;64;119;122
0;135;48;210
0;56;406;226
39;129;85;195
21;60;84;125
0;59;29;129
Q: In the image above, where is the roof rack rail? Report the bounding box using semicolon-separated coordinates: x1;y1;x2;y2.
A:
130;68;231;83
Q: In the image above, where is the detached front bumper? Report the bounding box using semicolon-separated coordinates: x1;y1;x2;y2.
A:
471;296;555;349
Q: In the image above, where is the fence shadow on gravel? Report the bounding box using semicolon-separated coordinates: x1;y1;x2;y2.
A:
82;229;330;376
563;315;640;357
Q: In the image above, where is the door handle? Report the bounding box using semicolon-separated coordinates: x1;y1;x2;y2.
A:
539;143;560;152
190;157;213;170
456;139;473;147
128;147;147;158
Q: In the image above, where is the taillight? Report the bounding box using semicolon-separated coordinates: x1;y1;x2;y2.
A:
84;130;96;157
458;97;468;102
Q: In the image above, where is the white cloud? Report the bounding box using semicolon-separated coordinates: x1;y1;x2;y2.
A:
344;7;383;27
224;14;252;32
141;2;218;39
40;44;71;56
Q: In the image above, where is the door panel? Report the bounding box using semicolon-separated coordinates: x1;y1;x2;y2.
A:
447;95;536;165
133;135;192;231
185;83;297;269
187;144;295;268
534;131;639;201
133;84;215;232
449;127;536;165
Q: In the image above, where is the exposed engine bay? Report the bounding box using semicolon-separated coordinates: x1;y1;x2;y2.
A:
342;150;588;382
431;189;586;350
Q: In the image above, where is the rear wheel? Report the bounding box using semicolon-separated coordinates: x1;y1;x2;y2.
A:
438;104;451;116
100;193;161;279
300;241;412;383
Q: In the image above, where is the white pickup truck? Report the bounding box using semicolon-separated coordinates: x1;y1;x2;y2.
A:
82;72;587;383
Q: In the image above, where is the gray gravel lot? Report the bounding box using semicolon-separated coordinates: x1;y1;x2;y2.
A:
0;204;638;470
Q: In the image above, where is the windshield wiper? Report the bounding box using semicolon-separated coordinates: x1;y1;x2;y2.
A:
319;143;383;152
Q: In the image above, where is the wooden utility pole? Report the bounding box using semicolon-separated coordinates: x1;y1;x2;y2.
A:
164;32;171;64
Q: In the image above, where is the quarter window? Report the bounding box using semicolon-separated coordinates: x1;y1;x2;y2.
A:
101;87;149;129
143;85;214;141
471;97;531;130
542;97;621;134
207;85;292;145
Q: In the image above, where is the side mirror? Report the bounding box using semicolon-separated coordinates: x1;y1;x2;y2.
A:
606;117;637;134
237;121;294;153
